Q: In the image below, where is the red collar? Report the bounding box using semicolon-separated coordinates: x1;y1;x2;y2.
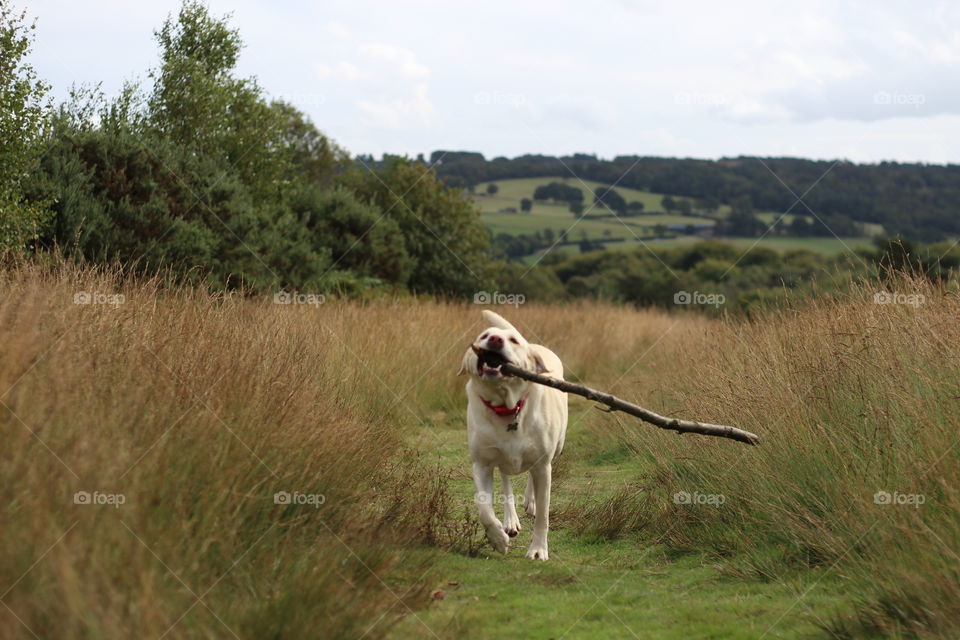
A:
479;394;526;417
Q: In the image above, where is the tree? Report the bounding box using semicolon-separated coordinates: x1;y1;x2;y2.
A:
533;182;583;204
676;198;693;216
789;215;812;237
486;182;499;195
271;100;347;185
147;1;293;203
569;202;585;217
338;157;491;295
661;195;676;213
0;4;52;251
520;197;532;213
594;187;626;214
627;201;645;214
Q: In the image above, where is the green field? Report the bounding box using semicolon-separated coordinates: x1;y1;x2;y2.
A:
473;177;882;257
474;176;717;241
393;395;847;639
474;177;710;215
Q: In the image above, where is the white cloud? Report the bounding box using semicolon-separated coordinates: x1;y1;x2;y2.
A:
359;43;430;79
358;82;436;129
314;61;362;82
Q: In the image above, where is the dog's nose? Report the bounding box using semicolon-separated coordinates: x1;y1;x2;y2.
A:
486;334;504;349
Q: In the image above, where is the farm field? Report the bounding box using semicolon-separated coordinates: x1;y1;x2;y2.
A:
472;177;881;257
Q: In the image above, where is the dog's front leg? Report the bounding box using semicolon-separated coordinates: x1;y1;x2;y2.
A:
473;462;509;553
525;463;551;561
501;473;521;537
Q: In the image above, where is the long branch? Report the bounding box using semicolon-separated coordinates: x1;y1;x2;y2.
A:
500;363;760;446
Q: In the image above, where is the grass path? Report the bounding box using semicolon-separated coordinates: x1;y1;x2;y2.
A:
391;405;849;639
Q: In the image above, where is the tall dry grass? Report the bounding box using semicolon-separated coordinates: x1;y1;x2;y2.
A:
0;260;449;639
5;258;955;638
0;259;696;639
562;275;960;638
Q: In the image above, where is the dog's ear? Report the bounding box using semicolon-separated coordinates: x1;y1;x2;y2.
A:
457;347;474;376
531;351;548;374
481;310;519;333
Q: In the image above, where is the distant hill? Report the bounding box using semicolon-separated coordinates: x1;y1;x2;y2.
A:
429;151;960;242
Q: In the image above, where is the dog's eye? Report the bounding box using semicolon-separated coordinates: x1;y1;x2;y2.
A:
481;333;488;340
509;337;519;344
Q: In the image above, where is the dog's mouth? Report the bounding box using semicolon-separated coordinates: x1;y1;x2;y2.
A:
472;345;512;378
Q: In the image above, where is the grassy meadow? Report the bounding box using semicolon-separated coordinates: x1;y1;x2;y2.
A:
474;176;718;240
475;177;884;259
2;259;958;638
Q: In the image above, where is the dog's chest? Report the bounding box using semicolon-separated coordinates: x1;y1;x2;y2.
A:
471;422;548;474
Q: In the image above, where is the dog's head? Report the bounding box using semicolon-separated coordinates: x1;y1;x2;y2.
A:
459;310;546;381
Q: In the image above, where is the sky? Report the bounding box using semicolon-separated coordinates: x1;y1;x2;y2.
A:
26;0;960;164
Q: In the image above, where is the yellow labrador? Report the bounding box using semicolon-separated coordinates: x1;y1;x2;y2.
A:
458;310;568;560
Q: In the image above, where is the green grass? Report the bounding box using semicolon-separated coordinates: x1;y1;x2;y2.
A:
391;400;850;639
474;177;717;238
475;177;688;214
473;177;881;257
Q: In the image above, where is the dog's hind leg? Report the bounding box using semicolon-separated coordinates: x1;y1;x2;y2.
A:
473;462;509;553
501;473;521;537
523;472;536;518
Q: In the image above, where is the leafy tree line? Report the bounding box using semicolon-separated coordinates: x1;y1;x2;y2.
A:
495;238;960;313
431;151;960;242
3;2;490;296
4;3;957;312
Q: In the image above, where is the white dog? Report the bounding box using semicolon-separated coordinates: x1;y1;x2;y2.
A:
459;310;568;560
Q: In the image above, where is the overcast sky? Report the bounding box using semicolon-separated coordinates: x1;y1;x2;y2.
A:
27;0;960;164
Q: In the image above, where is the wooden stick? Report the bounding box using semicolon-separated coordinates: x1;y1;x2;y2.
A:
499;363;760;446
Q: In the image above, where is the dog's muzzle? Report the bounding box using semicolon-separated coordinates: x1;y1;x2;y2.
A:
472;344;512;378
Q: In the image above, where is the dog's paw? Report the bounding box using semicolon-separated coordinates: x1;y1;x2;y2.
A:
524;500;536;518
525;544;549;561
502;511;521;537
485;526;510;554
